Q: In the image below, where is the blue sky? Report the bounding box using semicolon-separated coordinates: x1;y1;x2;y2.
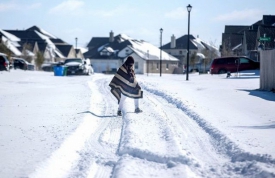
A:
0;0;274;48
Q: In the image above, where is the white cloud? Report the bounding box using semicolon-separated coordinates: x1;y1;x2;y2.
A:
213;9;263;22
49;0;84;14
93;6;133;17
0;2;41;12
29;3;42;9
165;7;187;19
0;2;17;11
65;28;83;34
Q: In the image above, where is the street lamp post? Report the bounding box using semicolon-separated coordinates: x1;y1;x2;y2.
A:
160;28;163;77
75;37;78;57
186;4;192;81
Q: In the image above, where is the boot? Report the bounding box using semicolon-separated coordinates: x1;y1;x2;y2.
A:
135;108;143;113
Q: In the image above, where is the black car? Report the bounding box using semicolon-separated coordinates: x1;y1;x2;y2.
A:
41;62;59;72
0;53;10;71
13;58;35;70
64;58;93;75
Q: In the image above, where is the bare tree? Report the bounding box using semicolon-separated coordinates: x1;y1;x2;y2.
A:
201;46;219;73
22;43;33;63
0;41;12;62
221;39;234;57
35;51;44;70
190;51;197;72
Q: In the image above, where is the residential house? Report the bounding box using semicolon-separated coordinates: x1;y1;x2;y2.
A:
256;25;275;51
161;34;219;72
221;25;249;56
0;26;82;67
84;31;179;74
75;49;84;59
221;15;275;58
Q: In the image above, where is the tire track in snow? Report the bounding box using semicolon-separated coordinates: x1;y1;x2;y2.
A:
115;92;200;171
145;90;270;177
68;77;122;178
140;82;275;177
29;76;122;178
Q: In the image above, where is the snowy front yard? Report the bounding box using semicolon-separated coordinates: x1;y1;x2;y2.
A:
0;70;274;178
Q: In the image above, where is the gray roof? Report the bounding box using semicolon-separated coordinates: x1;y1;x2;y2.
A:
55;44;73;57
222;33;243;47
86;37;109;49
262;15;275;26
161;35;198;50
224;25;249;34
84;35;132;59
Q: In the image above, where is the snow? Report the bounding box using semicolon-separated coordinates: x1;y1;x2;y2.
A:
119;34;133;41
0;69;275;178
232;43;242;51
37;27;57;39
77;47;88;54
35;30;55;47
129;41;178;61
0;29;21;42
1;36;22;56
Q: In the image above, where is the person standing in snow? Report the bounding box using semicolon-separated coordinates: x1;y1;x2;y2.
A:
109;56;143;116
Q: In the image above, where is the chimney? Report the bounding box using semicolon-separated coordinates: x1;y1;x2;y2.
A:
109;31;114;42
171;34;176;48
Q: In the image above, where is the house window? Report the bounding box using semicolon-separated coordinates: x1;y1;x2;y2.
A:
135;62;138;69
156;63;159;70
166;63;169;69
179;51;183;55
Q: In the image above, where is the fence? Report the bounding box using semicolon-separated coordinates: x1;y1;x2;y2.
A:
260;49;275;91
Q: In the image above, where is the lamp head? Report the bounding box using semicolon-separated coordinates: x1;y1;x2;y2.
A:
160;28;163;33
187;4;192;12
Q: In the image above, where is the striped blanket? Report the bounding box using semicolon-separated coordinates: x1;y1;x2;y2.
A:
109;64;143;103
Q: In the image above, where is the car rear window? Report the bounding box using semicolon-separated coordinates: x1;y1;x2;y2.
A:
0;56;9;63
227;58;236;64
215;58;227;64
64;59;82;64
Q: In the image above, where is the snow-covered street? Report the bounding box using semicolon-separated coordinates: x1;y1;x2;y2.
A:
0;70;275;178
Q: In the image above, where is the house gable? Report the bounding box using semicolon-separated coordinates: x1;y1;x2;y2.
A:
262;15;275;26
224;25;249;34
55;44;73;57
162;35;198;50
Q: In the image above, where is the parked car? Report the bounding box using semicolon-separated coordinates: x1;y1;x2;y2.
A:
183;64;210;74
209;56;260;74
0;53;10;71
13;57;35;71
41;62;59;72
63;58;93;75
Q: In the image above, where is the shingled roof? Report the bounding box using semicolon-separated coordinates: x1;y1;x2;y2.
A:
262;15;275;26
55;44;73;57
86;37;109;49
162;35;198;50
5;30;42;41
222;33;243;47
84;34;132;59
224;25;249;34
